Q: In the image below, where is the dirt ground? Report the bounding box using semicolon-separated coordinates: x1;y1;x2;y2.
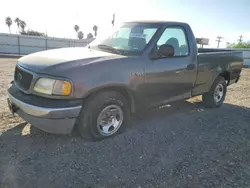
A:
0;58;250;188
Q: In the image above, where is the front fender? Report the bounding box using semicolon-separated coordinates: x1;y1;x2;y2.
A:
81;83;138;113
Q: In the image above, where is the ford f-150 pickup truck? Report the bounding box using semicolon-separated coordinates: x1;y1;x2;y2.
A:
7;21;243;141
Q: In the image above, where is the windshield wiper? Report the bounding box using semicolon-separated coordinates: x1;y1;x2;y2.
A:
97;44;122;54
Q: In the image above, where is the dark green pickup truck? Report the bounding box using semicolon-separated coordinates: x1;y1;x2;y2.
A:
7;21;243;141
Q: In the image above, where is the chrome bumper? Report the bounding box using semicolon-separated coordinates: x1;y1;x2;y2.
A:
7;91;82;134
7;91;82;118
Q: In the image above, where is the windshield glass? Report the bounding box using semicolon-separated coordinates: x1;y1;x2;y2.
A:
90;23;160;55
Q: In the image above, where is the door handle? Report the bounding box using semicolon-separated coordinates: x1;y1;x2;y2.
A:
186;64;195;70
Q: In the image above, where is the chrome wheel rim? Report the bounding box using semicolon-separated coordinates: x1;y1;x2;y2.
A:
214;83;224;103
97;104;124;136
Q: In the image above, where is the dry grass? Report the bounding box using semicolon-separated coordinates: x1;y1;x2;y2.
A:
1;58;250;188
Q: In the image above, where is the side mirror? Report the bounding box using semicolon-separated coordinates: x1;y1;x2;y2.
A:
158;44;174;58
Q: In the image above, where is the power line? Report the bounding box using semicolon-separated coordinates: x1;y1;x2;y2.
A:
216;36;223;48
238;35;243;43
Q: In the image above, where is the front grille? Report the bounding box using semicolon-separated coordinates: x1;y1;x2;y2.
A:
14;66;33;91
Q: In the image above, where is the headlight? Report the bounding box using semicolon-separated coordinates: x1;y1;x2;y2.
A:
33;78;72;96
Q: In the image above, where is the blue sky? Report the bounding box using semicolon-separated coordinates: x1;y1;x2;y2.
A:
1;0;250;48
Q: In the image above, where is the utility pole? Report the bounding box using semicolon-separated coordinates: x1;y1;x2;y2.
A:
216;36;223;48
238;35;243;43
111;13;115;27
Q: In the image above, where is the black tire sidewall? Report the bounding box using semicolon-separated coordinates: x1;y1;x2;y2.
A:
90;97;128;140
202;76;227;108
213;78;227;106
78;91;129;141
205;76;227;107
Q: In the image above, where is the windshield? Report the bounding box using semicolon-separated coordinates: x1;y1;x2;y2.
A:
90;23;160;55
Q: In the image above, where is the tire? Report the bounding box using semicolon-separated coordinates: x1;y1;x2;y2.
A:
77;91;130;141
202;76;227;108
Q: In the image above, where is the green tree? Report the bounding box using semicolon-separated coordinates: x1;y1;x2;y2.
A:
5;17;12;33
93;25;98;37
15;17;21;32
78;31;84;39
20;20;27;32
227;41;250;48
87;33;94;39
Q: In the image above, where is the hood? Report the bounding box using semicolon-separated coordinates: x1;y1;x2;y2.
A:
18;47;119;73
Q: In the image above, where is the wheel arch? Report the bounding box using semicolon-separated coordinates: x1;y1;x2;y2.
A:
83;84;137;113
218;71;231;85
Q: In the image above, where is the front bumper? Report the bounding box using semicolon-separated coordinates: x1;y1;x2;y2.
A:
7;84;82;134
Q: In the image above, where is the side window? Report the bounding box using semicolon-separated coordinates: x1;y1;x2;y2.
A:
157;27;189;56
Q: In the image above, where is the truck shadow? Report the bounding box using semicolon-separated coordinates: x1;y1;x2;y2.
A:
1;100;250;187
1;99;249;142
1;99;205;140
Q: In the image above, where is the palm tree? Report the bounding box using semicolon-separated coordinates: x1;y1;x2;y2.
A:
87;33;93;39
77;31;84;39
15;18;21;32
74;25;79;32
5;17;12;33
74;25;80;38
20;21;26;32
93;25;98;37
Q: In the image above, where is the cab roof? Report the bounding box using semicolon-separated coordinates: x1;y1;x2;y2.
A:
124;20;188;25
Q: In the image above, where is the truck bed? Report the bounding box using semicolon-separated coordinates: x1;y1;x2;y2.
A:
198;49;242;62
198;48;235;53
198;48;242;62
193;48;243;96
197;48;242;75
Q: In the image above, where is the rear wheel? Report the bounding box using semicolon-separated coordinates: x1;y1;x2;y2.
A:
77;91;130;141
202;76;227;108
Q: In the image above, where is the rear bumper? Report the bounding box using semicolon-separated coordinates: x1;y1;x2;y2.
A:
7;84;82;134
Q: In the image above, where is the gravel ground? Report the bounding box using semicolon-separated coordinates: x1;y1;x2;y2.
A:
0;58;250;188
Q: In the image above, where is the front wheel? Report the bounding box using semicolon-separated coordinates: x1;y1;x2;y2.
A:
77;91;130;141
202;76;227;108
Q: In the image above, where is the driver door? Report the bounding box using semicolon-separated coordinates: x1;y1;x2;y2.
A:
143;26;197;107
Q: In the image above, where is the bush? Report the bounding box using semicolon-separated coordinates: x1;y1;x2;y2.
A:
227;42;250;48
87;33;93;39
20;30;46;36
